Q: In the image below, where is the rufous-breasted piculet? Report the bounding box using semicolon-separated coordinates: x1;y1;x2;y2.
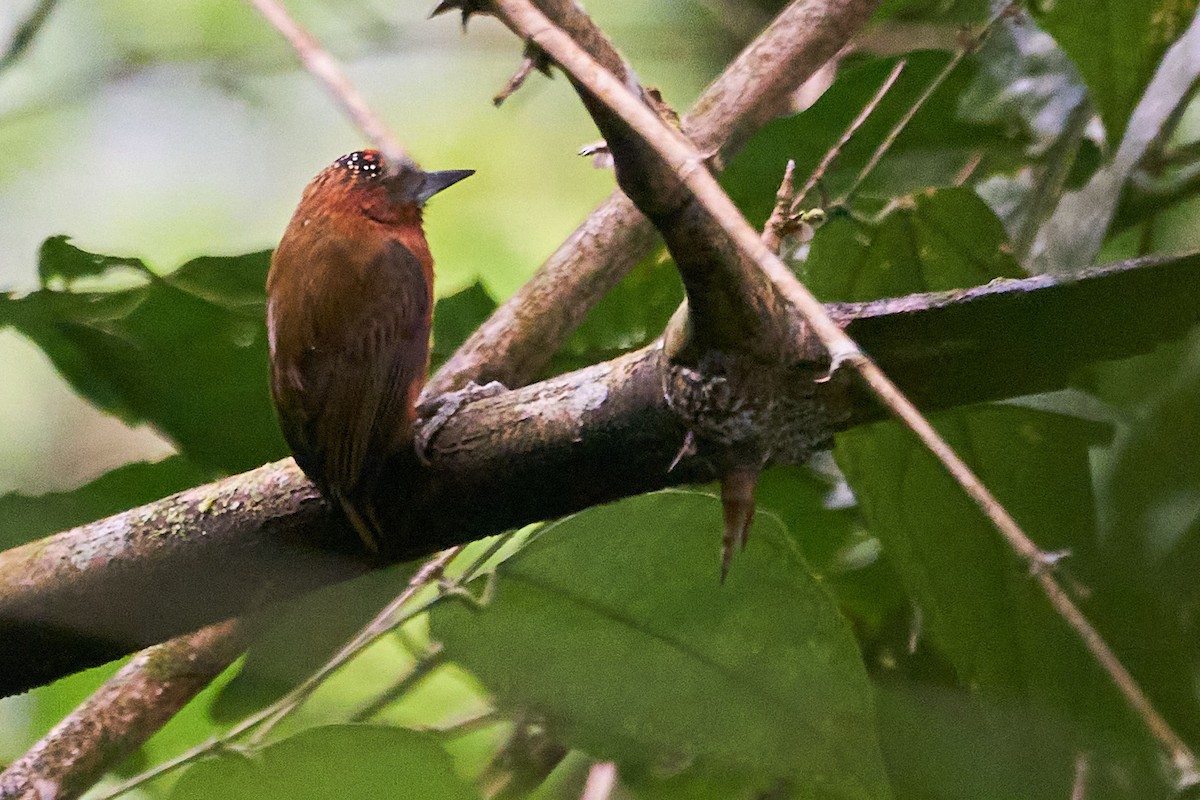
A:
267;150;472;553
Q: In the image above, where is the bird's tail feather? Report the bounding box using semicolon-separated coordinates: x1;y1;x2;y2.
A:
332;489;382;554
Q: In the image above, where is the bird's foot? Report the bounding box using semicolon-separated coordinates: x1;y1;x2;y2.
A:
719;467;760;583
415;380;508;463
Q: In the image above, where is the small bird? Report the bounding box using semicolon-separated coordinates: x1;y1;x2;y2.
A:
267;149;472;553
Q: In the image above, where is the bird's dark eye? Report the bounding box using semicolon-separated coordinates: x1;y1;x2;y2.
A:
334;150;383;178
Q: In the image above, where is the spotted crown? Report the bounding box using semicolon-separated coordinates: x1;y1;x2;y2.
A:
334;150;384;178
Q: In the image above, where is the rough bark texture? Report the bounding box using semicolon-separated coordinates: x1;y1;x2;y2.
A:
0;618;253;800
2;253;1198;697
425;0;882;396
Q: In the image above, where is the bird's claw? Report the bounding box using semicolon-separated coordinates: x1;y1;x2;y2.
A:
415;380;508;463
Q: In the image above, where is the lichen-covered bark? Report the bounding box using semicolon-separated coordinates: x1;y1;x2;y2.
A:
0;618;253;800
3;254;1198;697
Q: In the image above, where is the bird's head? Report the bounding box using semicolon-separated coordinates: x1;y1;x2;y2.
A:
324;150;473;205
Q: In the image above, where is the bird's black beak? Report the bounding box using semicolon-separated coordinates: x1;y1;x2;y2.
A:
416;169;474;204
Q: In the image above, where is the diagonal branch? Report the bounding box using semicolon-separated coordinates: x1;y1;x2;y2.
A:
425;0;883;396
1;254;1198;699
246;0;414;170
486;0;1198;778
0;618;254;800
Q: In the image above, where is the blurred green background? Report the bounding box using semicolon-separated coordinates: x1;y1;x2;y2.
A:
5;1;1200;798
0;0;742;496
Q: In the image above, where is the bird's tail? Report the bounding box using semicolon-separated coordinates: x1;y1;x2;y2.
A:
332;488;382;554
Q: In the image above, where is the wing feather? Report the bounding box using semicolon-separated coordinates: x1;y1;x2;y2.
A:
269;235;431;502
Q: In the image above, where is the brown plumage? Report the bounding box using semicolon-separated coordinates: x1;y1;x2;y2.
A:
267;150;472;552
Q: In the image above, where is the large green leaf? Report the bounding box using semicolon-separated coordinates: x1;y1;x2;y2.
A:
169;725;477;800
802;187;1023;302
1033;0;1198;145
430;491;891;799
0;237;284;473
836;406;1113;712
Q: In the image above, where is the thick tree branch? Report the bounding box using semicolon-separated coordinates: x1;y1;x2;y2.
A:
0;618;253;800
482;0;1199;774
1;254;1198;698
425;0;882;396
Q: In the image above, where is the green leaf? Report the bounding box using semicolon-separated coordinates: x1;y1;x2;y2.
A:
802;187;1023;302
755;466;909;636
835;405;1110;707
1033;0;1198;144
431;281;498;370
874;680;1166;800
430;491;891;799
547;253;682;374
1088;344;1200;745
37;235;152;286
0;455;214;550
723;53;1024;229
169;725;477;800
209;565;418;722
0;238;285;473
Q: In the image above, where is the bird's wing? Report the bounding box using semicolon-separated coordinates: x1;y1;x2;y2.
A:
316;238;431;495
271;237;431;498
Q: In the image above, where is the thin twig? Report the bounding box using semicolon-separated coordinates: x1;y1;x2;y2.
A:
248;546;462;743
840;2;1017;203
794;58;907;211
246;0;414;170
762;159;797;252
490;0;1198;781
580;761;618;800
91;547;463;800
494;54;538;106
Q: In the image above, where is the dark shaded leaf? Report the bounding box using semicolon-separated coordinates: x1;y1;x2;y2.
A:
723;53;1025;229
1088;341;1200;746
169;725;477;800
546;253;682;374
430;281;498;370
802;187;1023;302
876;680;1163;800
835;405;1117;715
0;239;285;473
430;491;891;799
